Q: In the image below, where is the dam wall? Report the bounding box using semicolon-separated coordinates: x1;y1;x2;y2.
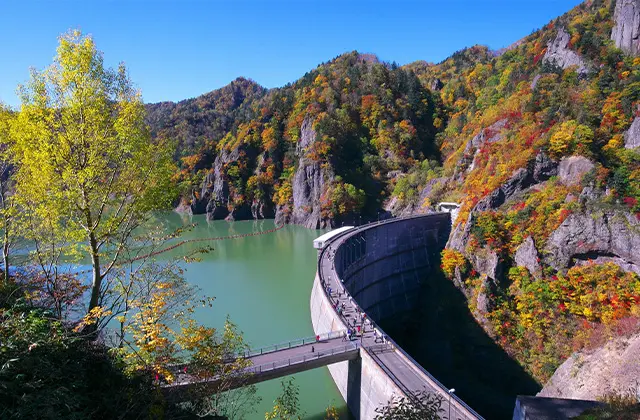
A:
310;213;479;419
334;213;451;324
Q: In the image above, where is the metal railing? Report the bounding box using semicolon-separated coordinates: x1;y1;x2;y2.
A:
245;342;359;374
239;330;347;358
317;214;484;420
166;341;360;388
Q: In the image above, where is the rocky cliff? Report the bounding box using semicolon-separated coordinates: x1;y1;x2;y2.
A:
543;27;588;75
539;331;640;400
625;115;640;149
275;117;333;229
545;210;640;275
190;145;259;221
612;0;640;56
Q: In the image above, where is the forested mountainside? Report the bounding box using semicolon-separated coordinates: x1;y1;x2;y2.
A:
148;0;640;389
147;53;442;227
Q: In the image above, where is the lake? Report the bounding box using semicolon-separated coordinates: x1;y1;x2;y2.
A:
158;213;349;419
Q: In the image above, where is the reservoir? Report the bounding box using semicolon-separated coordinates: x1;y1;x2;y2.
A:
157;213;349;419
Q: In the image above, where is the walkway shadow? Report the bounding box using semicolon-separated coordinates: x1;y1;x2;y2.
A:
379;269;541;420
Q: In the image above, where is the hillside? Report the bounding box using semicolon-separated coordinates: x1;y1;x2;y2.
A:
148;0;640;395
148;53;443;226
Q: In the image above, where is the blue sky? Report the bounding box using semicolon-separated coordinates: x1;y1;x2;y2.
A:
0;0;584;107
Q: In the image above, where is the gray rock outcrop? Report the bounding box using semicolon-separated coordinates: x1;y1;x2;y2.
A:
530;74;542;90
457;119;509;177
557;156;594;186
476;276;499;314
624;116;640;149
611;0;640;56
545;211;640;273
276;116;333;229
465;118;508;153
514;236;542;278
473;249;502;282
543;27;588;75
540;332;640;400
191;145;271;221
199;148;235;220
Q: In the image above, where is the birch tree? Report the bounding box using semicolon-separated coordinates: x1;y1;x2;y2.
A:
11;30;176;325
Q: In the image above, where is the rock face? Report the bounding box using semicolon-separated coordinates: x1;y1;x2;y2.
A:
539;332;640;400
430;78;444;91
557;156;594;186
473;249;502;282
514;236;542;278
190;145;274;221
625;116;640;149
611;0;640;56
543;27;588;75
276;117;333;229
469;119;509;149
457;119;509;177
545;211;640;273
198;147;237;220
448;152;558;253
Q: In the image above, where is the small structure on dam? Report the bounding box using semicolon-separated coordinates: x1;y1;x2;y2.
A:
310;214;483;420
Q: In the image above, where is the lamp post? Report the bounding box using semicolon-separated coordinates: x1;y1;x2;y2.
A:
448;388;456;420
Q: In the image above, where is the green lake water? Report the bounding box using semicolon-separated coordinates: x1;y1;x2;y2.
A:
156;213;349;419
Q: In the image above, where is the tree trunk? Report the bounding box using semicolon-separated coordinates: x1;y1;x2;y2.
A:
87;232;102;313
2;222;9;282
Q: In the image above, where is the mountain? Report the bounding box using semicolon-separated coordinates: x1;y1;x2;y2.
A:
147;0;640;397
149;52;442;227
146;77;266;156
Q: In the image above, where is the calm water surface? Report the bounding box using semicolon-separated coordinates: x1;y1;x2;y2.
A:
157;213;349;419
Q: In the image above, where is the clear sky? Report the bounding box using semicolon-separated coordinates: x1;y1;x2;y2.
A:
0;0;584;107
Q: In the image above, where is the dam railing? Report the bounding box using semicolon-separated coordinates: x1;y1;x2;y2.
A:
245;341;360;375
239;330;346;358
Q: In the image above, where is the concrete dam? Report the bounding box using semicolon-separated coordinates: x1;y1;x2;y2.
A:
310;213;483;419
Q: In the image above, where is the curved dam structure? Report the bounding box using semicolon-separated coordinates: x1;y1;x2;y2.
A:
310;213;483;419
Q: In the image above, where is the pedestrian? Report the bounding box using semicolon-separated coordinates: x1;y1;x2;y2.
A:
312;345;315;353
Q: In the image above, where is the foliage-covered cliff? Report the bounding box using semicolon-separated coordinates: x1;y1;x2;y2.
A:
149;0;640;391
428;0;640;386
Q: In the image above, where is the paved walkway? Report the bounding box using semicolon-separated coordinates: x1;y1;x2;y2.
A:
164;333;359;394
320;235;481;420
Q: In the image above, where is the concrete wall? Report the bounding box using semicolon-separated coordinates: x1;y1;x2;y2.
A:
334;214;450;324
310;214;454;419
310;273;405;419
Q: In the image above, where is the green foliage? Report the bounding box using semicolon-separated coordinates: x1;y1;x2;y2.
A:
0;302;160;419
265;378;303;420
10;30;178;318
392;159;443;204
374;390;445;420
